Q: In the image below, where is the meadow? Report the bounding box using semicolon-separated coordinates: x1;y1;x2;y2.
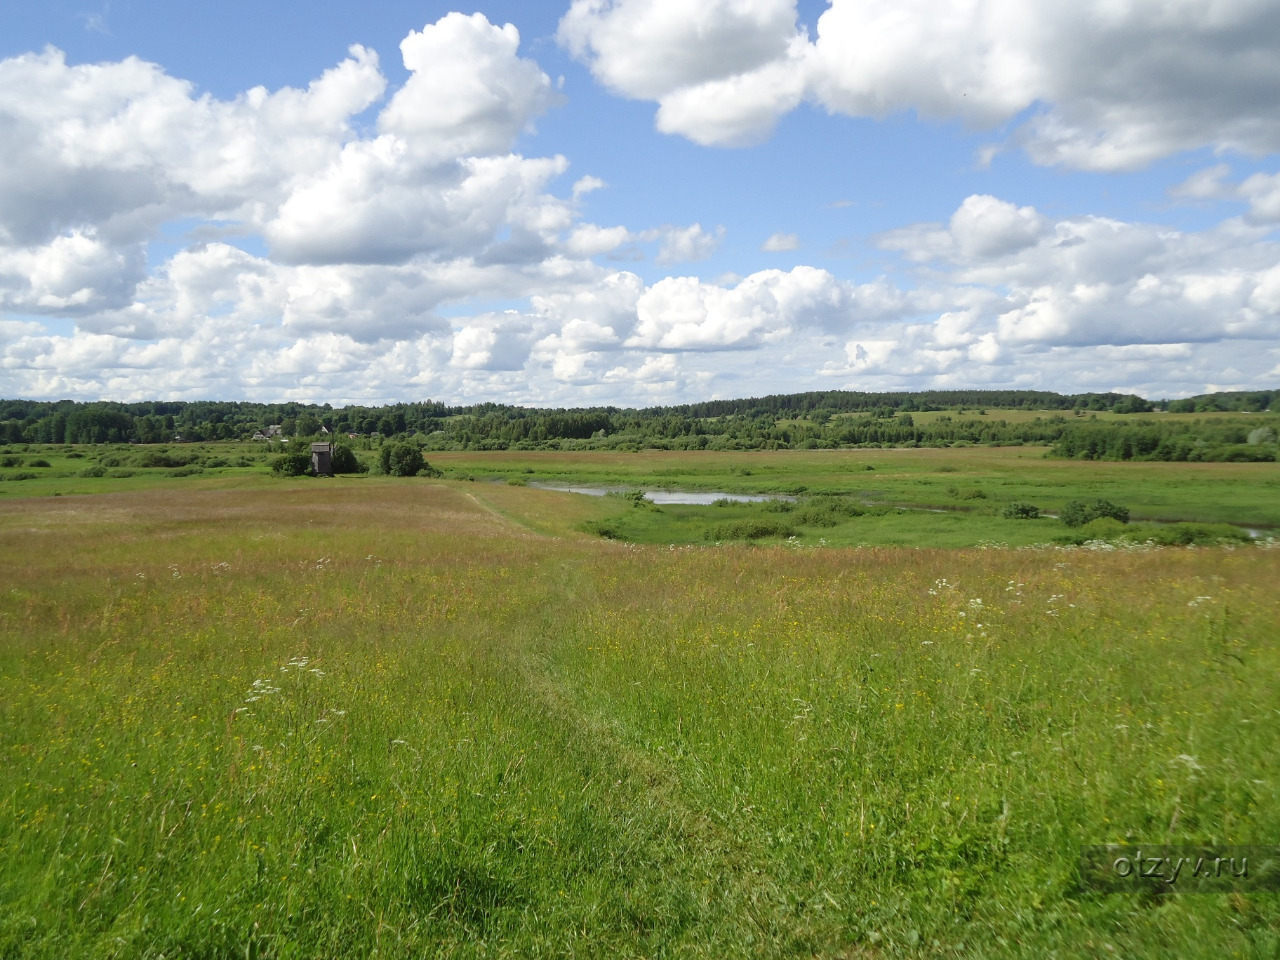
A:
1;452;1279;957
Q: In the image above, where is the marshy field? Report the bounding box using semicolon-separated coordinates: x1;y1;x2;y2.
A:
2;446;1279;957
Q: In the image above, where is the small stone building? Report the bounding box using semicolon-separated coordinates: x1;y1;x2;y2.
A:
311;442;334;476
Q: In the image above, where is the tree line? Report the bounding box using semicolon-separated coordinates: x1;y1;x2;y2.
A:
0;390;1274;458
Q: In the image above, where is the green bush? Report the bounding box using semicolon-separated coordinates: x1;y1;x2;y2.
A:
379;443;424;477
28;459;51;468
7;472;38;481
169;466;205;478
271;452;313;477
583;520;626;539
135;451;198;468
1002;502;1041;520
78;465;108;478
1122;522;1252;546
0;456;20;468
704;519;795;541
1077;517;1128;539
1060;498;1129;527
331;444;366;475
794;498;864;527
606;489;652;508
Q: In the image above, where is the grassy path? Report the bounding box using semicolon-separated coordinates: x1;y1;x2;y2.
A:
1;483;1278;957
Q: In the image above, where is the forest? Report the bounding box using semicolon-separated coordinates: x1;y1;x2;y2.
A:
0;388;1275;461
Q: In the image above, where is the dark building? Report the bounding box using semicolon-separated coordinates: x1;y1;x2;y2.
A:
311;442;333;476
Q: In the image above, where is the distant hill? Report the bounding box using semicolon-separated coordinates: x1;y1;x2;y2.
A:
1;389;1274;457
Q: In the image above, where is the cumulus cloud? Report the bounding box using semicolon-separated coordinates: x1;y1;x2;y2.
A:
561;0;1280;170
655;223;725;264
877;194;1280;349
4;12;1279;405
379;13;555;160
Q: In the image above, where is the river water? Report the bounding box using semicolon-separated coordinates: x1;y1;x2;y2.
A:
526;482;793;505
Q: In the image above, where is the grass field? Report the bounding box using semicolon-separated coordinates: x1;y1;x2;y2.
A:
2;455;1279;958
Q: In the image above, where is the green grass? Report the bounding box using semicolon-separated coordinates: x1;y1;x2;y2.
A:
1;468;1279;957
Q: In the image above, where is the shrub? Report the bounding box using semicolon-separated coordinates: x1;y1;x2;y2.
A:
331;444;366;475
794;498;864;527
1247;426;1277;445
379;443;424;477
169;466;205;478
66;452;85;459
0;456;20;468
1002;502;1041;520
704;519;795;541
135;451;198;468
8;472;38;481
107;469;137;478
1060;498;1129;527
28;459;51;468
606;489;651;508
583;520;626;539
78;465;108;478
271;452;313;477
1122;522;1252;546
1077;517;1129;540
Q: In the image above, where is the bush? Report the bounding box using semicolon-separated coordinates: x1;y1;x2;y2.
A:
1077;517;1129;540
271;452;313;477
794;498;864;527
169;466;205;478
606;489;652;508
28;459;51;468
379;442;424;477
331;444;366;475
583;520;626;540
78;465;108;478
135;451;198;468
1122;522;1252;546
1002;502;1041;520
704;519;795;541
0;456;20;468
7;472;38;481
1060;498;1129;527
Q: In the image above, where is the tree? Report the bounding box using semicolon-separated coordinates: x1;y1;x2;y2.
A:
295;413;322;437
1060;498;1129;527
271;452;312;477
331;444;366;474
379;442;424;477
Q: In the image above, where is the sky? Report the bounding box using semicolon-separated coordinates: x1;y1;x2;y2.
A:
1;0;1279;407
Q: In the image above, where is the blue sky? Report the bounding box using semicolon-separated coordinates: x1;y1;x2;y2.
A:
1;0;1278;405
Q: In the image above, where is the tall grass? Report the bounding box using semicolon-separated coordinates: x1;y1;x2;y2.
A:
1;482;1277;957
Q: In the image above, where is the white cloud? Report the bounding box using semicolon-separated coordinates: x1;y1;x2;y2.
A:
565;223;635;257
1240;171;1280;223
451;313;538;371
3;14;1279;406
379;13;556;161
561;0;1280;170
762;231;799;251
655;223;725;264
572;175;606;199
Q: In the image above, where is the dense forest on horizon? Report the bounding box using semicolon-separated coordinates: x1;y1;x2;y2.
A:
0;388;1276;461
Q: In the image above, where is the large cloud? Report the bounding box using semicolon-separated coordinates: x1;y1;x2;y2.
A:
561;0;1280;170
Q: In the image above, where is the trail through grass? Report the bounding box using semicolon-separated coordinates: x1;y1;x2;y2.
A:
1;480;1278;957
